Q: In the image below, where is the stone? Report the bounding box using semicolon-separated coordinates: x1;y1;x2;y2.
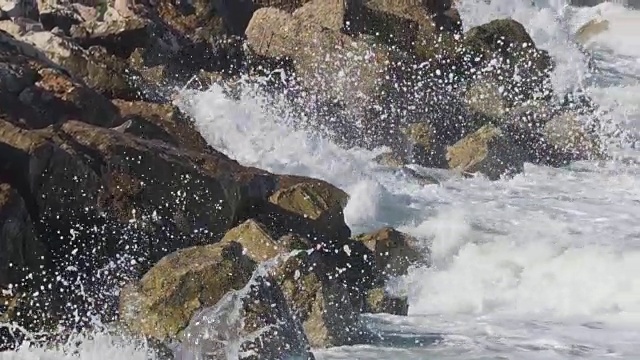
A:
268;180;350;240
361;0;461;57
402;122;446;167
0;117;344;329
0;0;38;19
119;241;256;340
365;287;409;316
463;19;554;104
179;270;315;360
245;7;393;113
0;29;121;128
543;111;603;161
71;10;157;59
464;80;508;120
575;18;609;45
273;250;367;348
0;183;44;290
354;227;425;279
291;0;360;32
38;3;95;34
220;219;283;262
111;99;210;153
446;124;527;180
9;29;153;100
374;151;406;168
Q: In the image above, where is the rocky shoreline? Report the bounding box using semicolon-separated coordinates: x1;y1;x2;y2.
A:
0;0;607;357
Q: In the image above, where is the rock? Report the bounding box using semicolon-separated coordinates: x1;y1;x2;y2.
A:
0;116;346;330
111;99;210;152
446;124;527;180
71;11;157;59
575;18;609;45
268;180;350;241
397;166;440;185
374;151;406;168
360;0;462;57
464;80;508;120
274;250;367;348
0;118;282;326
245;7;394;114
0;183;49;349
0;30;121;128
0;0;38;19
153;0;246;76
290;0;361;32
119;241;256;341
463;19;554;103
38;3;97;34
365;287;409;316
0;183;44;291
402;122;446;167
354;227;425;279
220;219;283;262
253;0;313;12
4;29;153;100
543;111;603;161
180;268;315;360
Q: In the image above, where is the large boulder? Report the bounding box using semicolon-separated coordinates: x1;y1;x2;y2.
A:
119;241;256;341
245;4;409;150
38;2;99;34
0;182;48;344
446;124;527;180
0;115;347;330
245;6;393;107
70;9;160;58
462;19;554;104
0;0;38;19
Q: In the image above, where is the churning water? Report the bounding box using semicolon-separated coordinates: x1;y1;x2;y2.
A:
5;0;640;359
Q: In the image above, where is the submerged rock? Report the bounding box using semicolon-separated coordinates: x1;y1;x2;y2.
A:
446;124;527;180
365;287;409;316
543;111;603;161
354;227;426;279
575;18;609;45
268;180;351;240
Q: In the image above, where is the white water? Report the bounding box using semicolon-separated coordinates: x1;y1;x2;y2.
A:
5;0;640;359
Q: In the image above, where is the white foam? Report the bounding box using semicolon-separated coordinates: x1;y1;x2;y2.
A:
0;333;158;360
